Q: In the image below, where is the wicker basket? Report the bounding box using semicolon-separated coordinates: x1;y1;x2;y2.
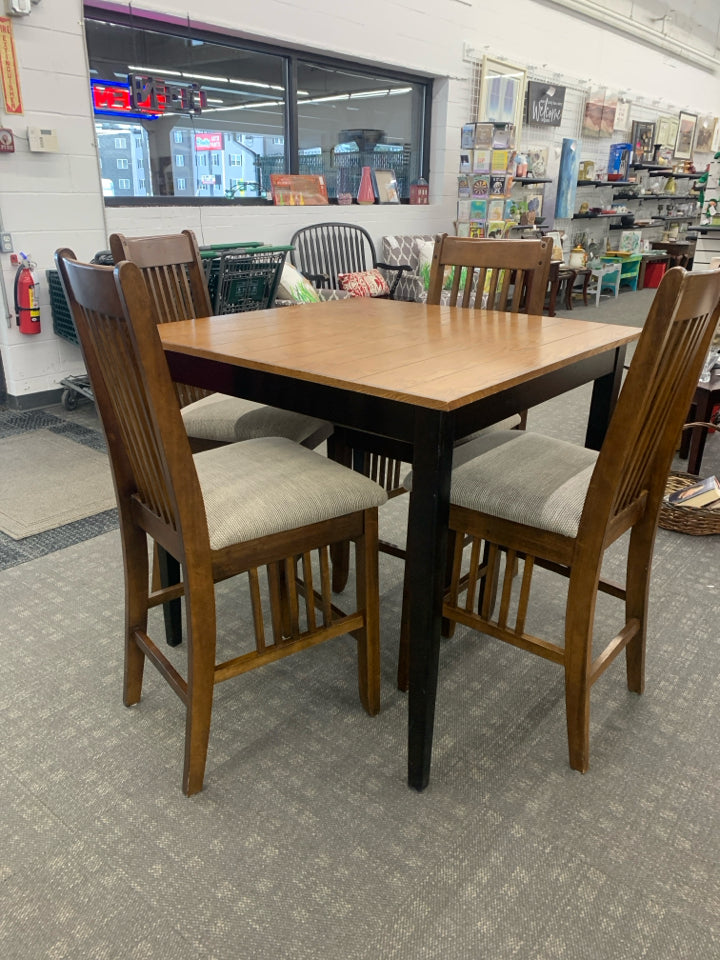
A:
659;470;720;535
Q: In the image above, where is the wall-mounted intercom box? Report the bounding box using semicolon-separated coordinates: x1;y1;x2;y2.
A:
27;127;59;153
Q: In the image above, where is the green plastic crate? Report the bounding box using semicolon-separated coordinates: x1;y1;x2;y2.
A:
47;269;78;345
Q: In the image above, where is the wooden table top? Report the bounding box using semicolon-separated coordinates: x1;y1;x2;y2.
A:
159;298;639;412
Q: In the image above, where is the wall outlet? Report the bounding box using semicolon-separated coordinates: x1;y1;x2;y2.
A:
1;233;13;253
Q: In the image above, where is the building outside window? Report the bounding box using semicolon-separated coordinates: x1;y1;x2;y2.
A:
83;5;430;202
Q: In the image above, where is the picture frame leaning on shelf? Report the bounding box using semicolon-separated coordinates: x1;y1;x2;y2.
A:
478;56;527;144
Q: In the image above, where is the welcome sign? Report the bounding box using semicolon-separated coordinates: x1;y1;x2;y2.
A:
526;81;565;126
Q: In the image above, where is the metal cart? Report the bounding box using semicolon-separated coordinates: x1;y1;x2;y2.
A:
200;243;292;314
47;251;114;410
48;244;291;409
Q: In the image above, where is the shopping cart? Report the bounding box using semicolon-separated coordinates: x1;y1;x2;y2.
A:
47;251;114;409
200;243;292;314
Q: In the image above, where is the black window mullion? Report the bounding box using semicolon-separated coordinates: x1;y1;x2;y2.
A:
285;57;299;175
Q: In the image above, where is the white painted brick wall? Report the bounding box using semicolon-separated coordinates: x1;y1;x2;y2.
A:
1;0;719;399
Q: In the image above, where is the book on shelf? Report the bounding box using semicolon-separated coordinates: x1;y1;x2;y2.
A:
457;174;471;197
461;122;494;149
457;198;472;220
487;198;505;221
491;149;510;173
459;152;472;173
469;221;486;238
487;220;507;237
469;198;488;219
666;475;720;509
472;149;491;173
456;221;471;237
489;174;507;196
471;174;490;197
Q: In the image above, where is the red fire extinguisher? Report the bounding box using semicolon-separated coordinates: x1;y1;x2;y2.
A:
15;253;41;335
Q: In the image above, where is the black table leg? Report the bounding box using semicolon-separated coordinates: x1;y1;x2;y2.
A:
406;410;454;791
157;546;183;647
585;345;627;450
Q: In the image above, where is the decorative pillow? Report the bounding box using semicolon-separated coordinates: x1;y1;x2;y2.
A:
337;269;391;298
276;263;321;303
415;239;437;291
415;239;468;292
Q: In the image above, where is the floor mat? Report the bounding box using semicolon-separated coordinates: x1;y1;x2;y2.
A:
0;428;115;539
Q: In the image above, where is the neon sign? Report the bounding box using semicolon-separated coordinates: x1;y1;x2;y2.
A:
91;75;206;119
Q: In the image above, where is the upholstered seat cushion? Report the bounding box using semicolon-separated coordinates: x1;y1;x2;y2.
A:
450;430;598;538
194;436;388;550
181;392;331;445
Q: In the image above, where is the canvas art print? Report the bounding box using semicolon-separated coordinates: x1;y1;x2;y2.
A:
614;99;631;132
526;147;548;178
583;88;616;137
555;138;580;219
695;117;717;154
656;114;679;149
675;112;697;160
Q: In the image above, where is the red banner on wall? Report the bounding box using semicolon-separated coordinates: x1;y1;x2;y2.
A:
0;17;23;116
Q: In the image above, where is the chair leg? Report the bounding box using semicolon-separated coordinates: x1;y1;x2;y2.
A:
182;568;217;796
563;574;596;773
123;525;150;707
624;523;654;695
354;509;381;715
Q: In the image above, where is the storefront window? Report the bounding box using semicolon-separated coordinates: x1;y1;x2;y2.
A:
83;8;430;203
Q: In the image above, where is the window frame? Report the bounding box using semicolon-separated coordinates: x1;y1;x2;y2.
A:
84;3;432;207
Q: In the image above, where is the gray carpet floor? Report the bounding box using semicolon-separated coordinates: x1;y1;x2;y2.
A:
1;287;719;959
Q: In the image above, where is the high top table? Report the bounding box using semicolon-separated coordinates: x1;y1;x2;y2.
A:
160;298;639;790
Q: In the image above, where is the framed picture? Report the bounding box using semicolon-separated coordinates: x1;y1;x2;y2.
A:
630;120;656;163
614;99;631;132
372;169;400;203
675;111;697;160
478;56;526;142
695;117;717;154
656;114;679;149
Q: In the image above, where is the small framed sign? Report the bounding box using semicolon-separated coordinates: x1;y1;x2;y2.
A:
525;81;565;126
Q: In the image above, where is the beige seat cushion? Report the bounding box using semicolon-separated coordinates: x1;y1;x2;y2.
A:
181;392;330;445
450;430;598;538
193;436;388;550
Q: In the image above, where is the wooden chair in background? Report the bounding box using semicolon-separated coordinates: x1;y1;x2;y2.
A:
111;230;333;645
384;235;554;689
109;230;332;454
55;249;388;796
438;265;720;772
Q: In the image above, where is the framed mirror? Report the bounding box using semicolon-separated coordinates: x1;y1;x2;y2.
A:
478;57;527;142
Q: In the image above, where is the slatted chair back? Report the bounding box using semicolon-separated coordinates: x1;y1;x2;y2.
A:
290;222;376;290
427;234;553;314
55;250;200;562
583;265;720;547
109;230;212;408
